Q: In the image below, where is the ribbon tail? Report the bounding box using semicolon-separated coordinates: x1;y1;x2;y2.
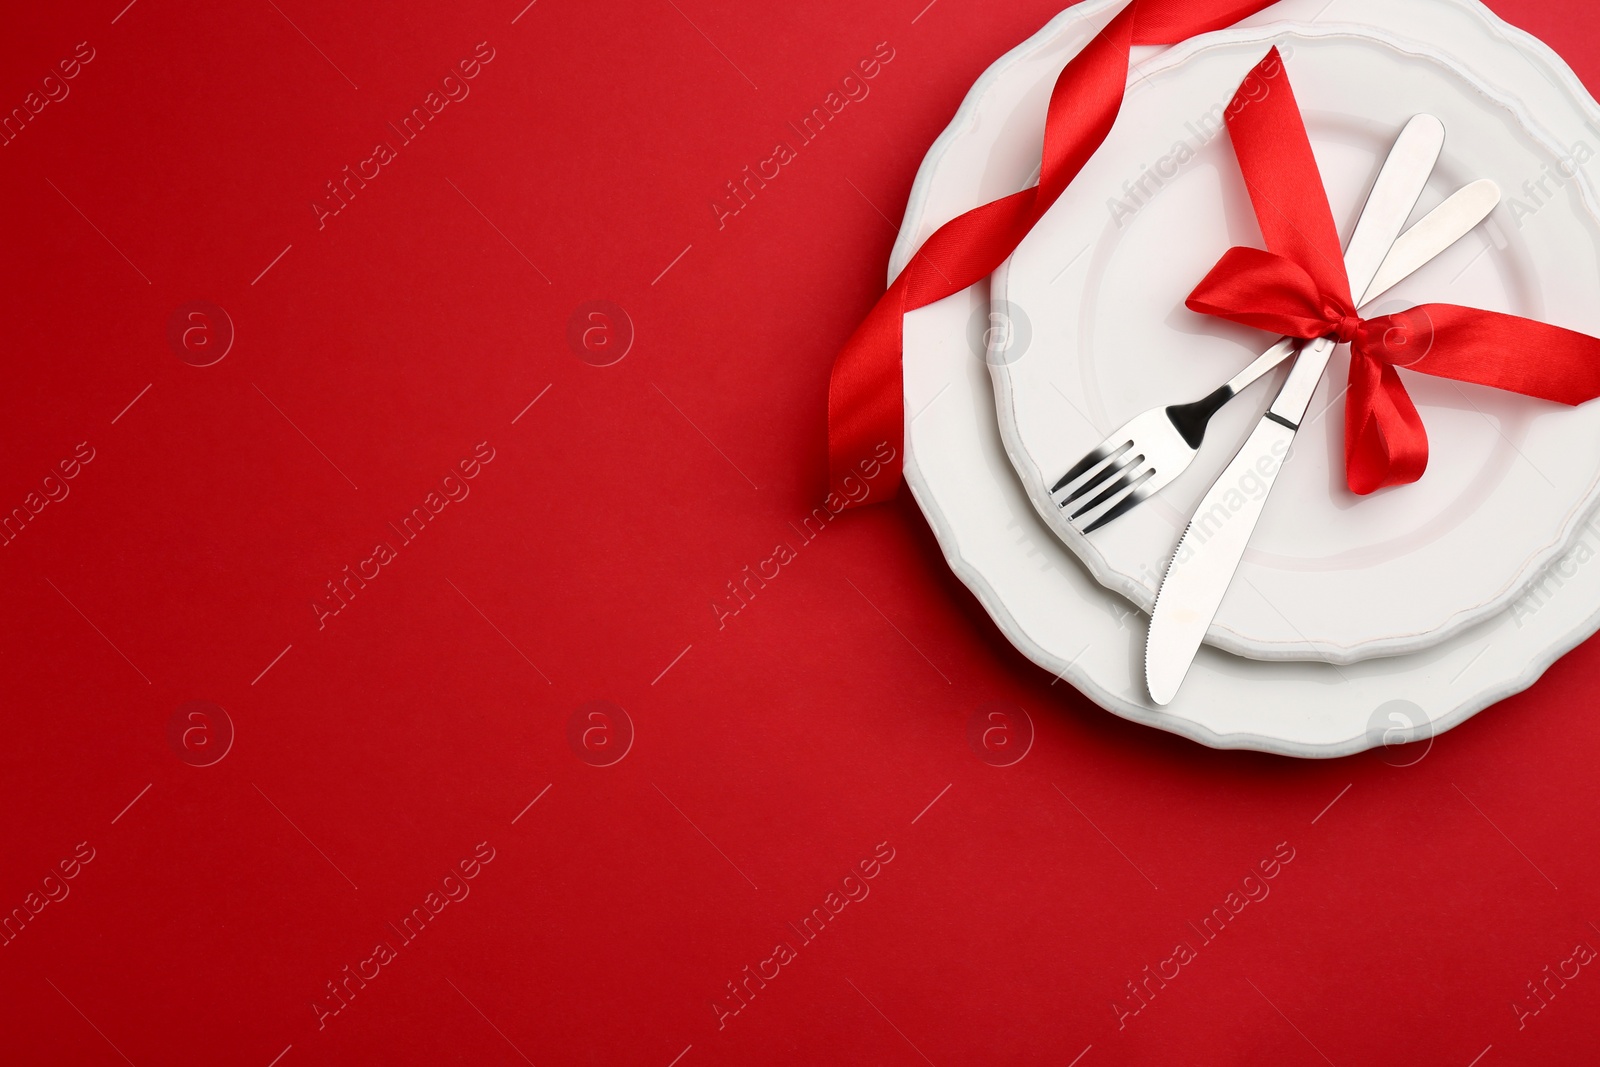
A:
1344;354;1428;494
1376;304;1600;404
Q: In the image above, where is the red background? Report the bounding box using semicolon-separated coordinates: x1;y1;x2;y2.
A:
2;1;1598;1064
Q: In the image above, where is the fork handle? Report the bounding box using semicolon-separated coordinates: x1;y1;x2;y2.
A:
1222;335;1298;396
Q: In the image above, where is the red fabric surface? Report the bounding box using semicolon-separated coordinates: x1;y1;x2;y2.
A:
1;1;1598;1065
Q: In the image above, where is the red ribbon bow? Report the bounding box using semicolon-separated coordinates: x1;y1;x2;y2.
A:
1189;48;1600;494
826;0;1280;505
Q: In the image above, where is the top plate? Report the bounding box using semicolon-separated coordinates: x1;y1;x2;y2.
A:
990;26;1600;663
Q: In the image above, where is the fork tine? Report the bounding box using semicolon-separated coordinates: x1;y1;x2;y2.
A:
1060;447;1142;508
1052;440;1125;494
1080;485;1151;533
1069;464;1154;522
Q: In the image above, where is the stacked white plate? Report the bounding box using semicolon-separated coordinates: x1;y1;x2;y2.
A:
898;0;1600;756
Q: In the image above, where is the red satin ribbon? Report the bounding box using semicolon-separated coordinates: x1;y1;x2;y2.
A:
826;0;1278;505
1189;48;1600;493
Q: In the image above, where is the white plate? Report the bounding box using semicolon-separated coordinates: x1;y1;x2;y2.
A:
898;0;1600;754
992;26;1600;664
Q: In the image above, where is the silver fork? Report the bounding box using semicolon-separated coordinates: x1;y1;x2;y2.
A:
1052;177;1500;533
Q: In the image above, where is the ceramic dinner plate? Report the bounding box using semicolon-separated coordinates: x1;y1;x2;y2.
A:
897;0;1600;754
991;27;1600;664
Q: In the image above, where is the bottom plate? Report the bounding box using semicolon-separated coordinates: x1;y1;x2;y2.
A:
896;0;1600;755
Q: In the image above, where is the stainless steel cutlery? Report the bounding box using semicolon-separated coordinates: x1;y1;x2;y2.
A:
1052;164;1497;534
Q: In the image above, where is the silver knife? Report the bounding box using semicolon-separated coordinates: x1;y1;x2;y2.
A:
1145;114;1449;706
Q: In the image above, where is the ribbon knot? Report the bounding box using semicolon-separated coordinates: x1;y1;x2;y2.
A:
1331;308;1363;346
1185;48;1600;495
1184;244;1390;356
1186;244;1398;357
